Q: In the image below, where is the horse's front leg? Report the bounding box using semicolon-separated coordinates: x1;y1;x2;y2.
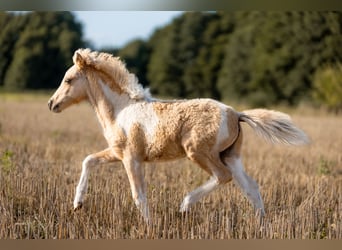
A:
122;157;149;223
74;148;119;210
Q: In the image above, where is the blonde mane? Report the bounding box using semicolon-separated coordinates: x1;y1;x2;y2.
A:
73;48;151;100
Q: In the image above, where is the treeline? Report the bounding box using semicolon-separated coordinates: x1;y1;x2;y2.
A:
1;11;342;110
109;11;342;110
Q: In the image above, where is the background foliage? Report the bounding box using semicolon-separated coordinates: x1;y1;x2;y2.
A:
1;11;342;110
0;12;84;90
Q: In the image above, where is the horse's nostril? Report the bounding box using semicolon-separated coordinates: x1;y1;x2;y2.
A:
53;104;60;111
48;100;53;110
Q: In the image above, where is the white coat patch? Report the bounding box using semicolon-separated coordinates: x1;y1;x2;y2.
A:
215;105;229;150
116;103;159;142
100;81;159;143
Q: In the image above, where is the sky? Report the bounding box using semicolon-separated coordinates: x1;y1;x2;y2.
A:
73;11;184;49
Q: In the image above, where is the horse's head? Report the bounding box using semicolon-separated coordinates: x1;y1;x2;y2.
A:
48;53;88;113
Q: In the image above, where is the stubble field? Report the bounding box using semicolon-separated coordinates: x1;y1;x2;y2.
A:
0;93;341;239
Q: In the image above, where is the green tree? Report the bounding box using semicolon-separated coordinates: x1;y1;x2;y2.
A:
182;12;222;99
218;11;342;106
117;39;150;87
184;12;234;99
217;12;260;103
0;12;28;87
147;21;183;97
312;63;342;113
147;12;230;98
3;12;85;91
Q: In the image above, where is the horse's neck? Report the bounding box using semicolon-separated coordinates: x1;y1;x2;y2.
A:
86;77;134;130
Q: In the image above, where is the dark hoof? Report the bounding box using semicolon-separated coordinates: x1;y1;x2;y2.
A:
74;202;83;211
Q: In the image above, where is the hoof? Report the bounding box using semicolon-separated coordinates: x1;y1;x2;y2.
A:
179;196;191;213
179;204;190;213
179;200;190;213
74;202;83;211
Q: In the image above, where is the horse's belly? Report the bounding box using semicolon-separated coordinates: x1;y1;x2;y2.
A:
145;140;185;162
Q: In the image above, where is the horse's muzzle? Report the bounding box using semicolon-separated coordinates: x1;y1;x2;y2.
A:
48;99;60;113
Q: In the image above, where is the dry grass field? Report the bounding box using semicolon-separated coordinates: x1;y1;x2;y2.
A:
0;93;341;239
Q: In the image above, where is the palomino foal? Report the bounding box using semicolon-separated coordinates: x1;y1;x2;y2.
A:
48;49;309;223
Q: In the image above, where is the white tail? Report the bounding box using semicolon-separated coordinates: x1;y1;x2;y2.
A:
239;109;310;145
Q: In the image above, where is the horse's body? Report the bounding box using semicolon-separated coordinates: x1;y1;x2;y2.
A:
48;49;309;222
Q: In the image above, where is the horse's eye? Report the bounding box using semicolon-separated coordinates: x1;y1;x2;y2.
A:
65;78;72;84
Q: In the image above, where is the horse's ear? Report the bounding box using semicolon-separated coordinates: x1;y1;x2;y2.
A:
73;51;86;69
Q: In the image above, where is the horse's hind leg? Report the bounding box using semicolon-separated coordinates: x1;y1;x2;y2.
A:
221;129;265;216
180;176;220;212
226;157;265;216
180;143;233;212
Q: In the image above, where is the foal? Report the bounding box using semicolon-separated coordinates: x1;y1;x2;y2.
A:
48;49;309;222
